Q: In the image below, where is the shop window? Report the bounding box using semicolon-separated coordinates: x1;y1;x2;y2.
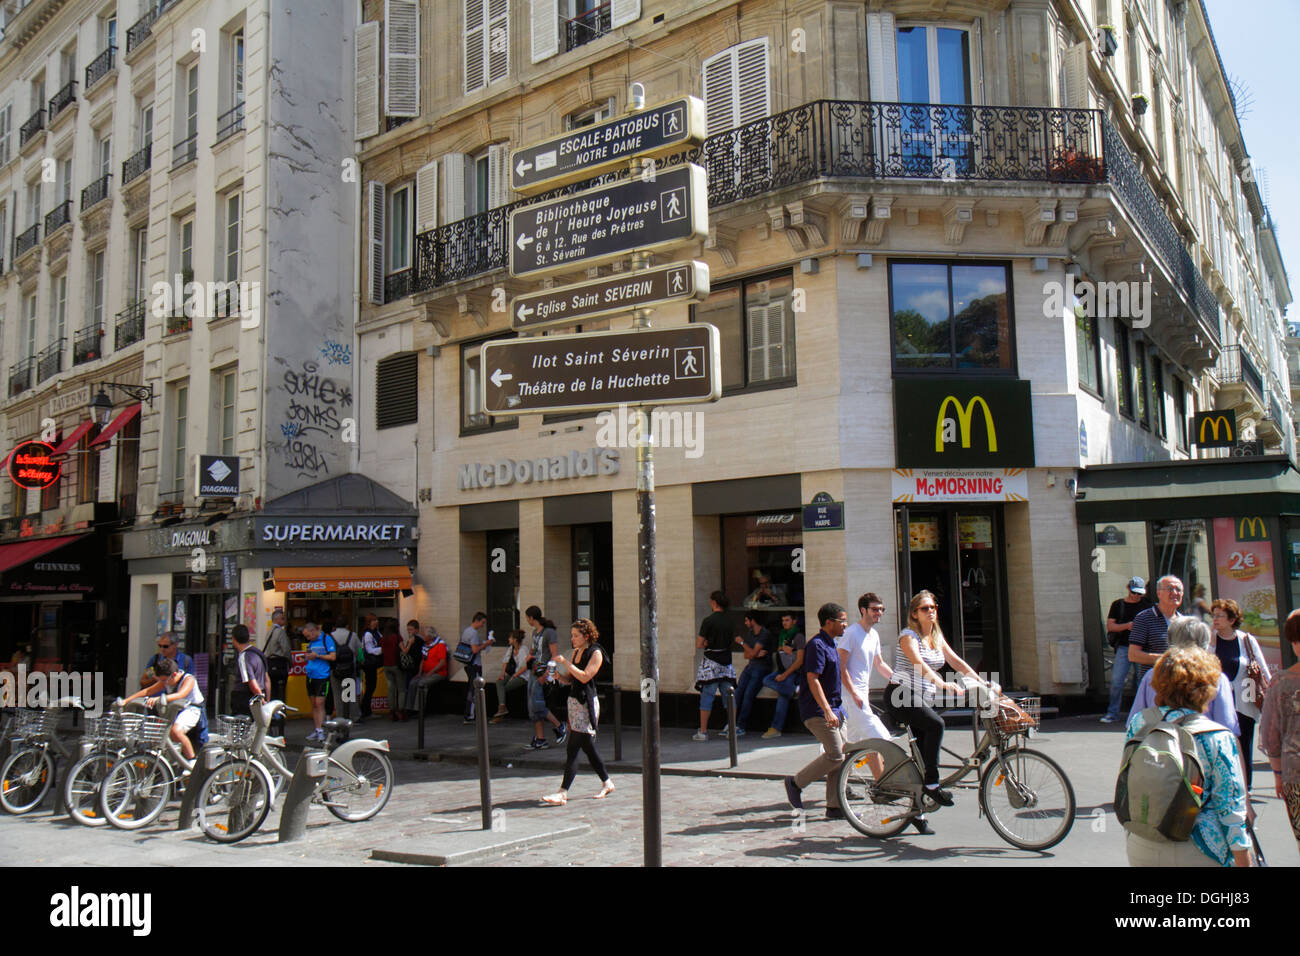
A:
1115;322;1134;419
1091;518;1149;643
692;270;796;392
77;431;100;504
1076;296;1102;399
1134;340;1149;429
1152;519;1211;616
376;352;418;428
890;261;1014;373
1211;517;1281;671
721;511;805;632
461;335;517;435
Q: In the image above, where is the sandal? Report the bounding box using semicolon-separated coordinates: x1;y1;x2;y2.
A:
593;781;615;800
541;792;568;806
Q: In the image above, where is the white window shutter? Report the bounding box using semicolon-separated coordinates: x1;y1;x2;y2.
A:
747;304;770;381
735;38;770;126
866;11;899;101
702;48;736;136
487;0;509;85
441;152;469;224
610;0;640;29
368;181;386;304
530;0;558;64
354;22;381;140
465;0;486;94
385;0;420;117
1063;42;1089;109
415;159;438;232
488;143;512;208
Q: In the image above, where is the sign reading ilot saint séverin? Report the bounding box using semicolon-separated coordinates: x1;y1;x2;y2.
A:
893;378;1036;468
482;325;720;416
511;261;709;332
508;164;707;279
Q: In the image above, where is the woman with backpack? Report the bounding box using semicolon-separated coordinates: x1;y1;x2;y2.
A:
1209;599;1272;790
1123;647;1254;867
540;619;614;805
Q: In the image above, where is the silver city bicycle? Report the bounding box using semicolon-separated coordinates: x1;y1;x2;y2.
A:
0;705;78;814
61;711;148;827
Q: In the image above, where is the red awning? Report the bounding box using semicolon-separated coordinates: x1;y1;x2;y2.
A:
0;534;84;574
50;420;97;456
90;403;142;447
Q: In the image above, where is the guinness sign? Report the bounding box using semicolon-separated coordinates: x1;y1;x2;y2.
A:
894;379;1035;468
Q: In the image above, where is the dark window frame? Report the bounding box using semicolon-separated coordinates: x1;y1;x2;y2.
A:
1135;339;1150;430
1115;322;1134;420
887;258;1018;377
689;267;798;396
1151;356;1166;439
459;332;519;437
1075;298;1103;401
1173;374;1188;451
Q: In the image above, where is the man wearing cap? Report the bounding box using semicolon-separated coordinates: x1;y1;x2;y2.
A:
1101;576;1153;723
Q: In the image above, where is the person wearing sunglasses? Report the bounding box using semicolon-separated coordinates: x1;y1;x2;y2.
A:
139;631;194;691
884;590;992;817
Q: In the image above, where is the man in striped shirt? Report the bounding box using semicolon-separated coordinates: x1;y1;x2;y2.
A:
1128;575;1185;674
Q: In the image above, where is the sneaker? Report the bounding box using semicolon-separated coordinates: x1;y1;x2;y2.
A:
910;817;935;835
463;718;476;725
783;776;803;810
691;731;708;742
1099;715;1119;723
305;729;325;743
761;728;782;739
825;807;844;821
924;786;954;807
554;723;568;744
527;737;550;750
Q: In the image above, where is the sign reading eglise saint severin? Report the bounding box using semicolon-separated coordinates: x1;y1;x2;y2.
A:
482;325;721;416
508;164;707;278
511;261;709;332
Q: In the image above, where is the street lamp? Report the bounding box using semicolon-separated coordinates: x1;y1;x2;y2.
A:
90;382;155;425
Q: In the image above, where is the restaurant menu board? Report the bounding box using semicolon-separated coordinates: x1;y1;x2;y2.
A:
958;516;993;550
1212;517;1279;666
909;518;940;552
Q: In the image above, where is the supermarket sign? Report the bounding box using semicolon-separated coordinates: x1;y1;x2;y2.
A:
892;468;1029;503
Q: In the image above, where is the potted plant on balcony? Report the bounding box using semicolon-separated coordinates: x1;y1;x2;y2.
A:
1098;24;1118;57
1131;92;1149;116
1049;147;1105;182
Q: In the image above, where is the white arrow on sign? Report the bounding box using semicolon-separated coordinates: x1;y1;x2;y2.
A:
515;233;533;251
515;159;532;177
516;304;534;322
490;368;513;388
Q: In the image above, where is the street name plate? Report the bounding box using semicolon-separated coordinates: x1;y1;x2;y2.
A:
511;261;709;332
510;97;705;194
482;324;721;416
508;164;707;279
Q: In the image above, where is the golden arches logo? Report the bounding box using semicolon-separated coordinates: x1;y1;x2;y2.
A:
1237;516;1268;541
935;396;997;453
1198;414;1233;444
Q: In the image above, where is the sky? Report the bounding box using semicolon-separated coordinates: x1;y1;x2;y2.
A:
1203;0;1298;317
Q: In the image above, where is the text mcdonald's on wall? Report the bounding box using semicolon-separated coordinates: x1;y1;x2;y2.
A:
1191;409;1237;448
894;378;1035;468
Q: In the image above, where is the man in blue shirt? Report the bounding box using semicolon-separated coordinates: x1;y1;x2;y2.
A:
1126;617;1240;735
139;631;194;690
1128;575;1184;674
784;603;849;820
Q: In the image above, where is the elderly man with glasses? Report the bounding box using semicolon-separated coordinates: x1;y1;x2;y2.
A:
139;631;194;690
1127;576;1186;674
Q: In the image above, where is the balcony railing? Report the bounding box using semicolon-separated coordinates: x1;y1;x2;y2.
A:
1216;345;1266;402
36;338;64;383
81;173;112;210
384;269;414;302
115;299;146;349
85;45;116;89
216;102;245;142
566;2;612;51
73;325;102;365
44;199;72;235
48;80;76;121
122;141;151;184
172;133;197;168
18;108;44;147
126;6;159;53
8;358;34;398
14;222;40;258
410;100;1107;298
166;308;193;336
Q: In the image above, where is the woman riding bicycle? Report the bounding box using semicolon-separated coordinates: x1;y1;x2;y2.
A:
885;590;992;810
121;657;204;761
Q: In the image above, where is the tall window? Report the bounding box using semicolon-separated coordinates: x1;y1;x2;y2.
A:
49;273;66;344
25;179;40;227
890;261;1014;373
0;103;11;165
57;155;72;204
461;336;516;433
96;135;111;178
1134;340;1149;428
77;432;99;504
1150;356;1166;439
100;12;116;50
222;193;240;282
23;293;37;359
387;183;411;273
178;214;194;283
172;382;188;495
694;271;797;390
231;29;245;105
1115;322;1134;419
138;101;153;148
1076;295;1102;397
130;226;147;302
1173;376;1187;450
464;0;508;95
41;432;61;511
218;367;237;454
183;63;198;142
89;250;105;328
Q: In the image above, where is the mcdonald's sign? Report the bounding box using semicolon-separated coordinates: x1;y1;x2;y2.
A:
894;378;1034;468
1236;516;1269;542
1192;410;1237;448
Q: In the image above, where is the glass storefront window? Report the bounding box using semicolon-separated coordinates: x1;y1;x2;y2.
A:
1213;517;1282;672
1152;519;1212;617
722;511;805;633
1093;521;1150;639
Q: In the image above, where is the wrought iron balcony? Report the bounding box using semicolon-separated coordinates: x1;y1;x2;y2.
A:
566;2;612;51
18;108;44;147
73;325;103;365
172;134;197;168
126;6;158;53
1216;344;1266;403
14;222;40;258
48;80;76;121
8;358;34;398
216;102;245;143
166;308;193;336
115;299;146;349
36;338;65;383
384;269;414;302
44;199;72;235
85;45;116;90
122;141;151;185
81;173;112;210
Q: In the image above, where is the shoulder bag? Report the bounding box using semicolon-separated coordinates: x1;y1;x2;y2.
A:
1241;634;1270;705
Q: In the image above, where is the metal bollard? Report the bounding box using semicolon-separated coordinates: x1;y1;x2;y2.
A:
725;683;738;768
612;684;622;762
278;747;328;843
474;677;492;830
177;743;225;830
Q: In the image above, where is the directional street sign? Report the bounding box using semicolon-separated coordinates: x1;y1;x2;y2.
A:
482;324;720;416
510;97;705;194
508;164;707;279
511;261;709;332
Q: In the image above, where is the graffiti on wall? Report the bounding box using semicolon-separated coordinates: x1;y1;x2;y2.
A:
276;357;352;479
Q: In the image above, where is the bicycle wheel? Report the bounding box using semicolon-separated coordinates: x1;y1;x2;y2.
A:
63;752;117;826
979;747;1076;850
98;752;173;830
836;742;920;838
0;747;54;814
323;750;393;822
197;758;274;843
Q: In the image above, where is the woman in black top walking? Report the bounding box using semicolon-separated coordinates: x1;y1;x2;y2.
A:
541;619;615;804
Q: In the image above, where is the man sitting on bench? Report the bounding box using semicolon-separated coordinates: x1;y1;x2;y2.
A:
405;628;448;714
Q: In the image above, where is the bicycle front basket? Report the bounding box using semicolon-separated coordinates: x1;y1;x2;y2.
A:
994;696;1040;734
136;715;171;747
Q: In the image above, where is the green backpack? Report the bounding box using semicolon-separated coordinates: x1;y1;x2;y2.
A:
1114;707;1220;842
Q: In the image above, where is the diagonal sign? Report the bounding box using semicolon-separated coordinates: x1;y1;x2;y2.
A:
511;261;709;332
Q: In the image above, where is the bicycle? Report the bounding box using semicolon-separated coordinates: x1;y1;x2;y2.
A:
836;685;1076;850
61;711;146;827
194;713;277;843
0;706;77;814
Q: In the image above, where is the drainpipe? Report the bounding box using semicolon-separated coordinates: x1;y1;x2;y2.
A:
352;0;364;477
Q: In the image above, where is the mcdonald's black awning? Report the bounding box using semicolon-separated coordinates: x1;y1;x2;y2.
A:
1076;455;1300;522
